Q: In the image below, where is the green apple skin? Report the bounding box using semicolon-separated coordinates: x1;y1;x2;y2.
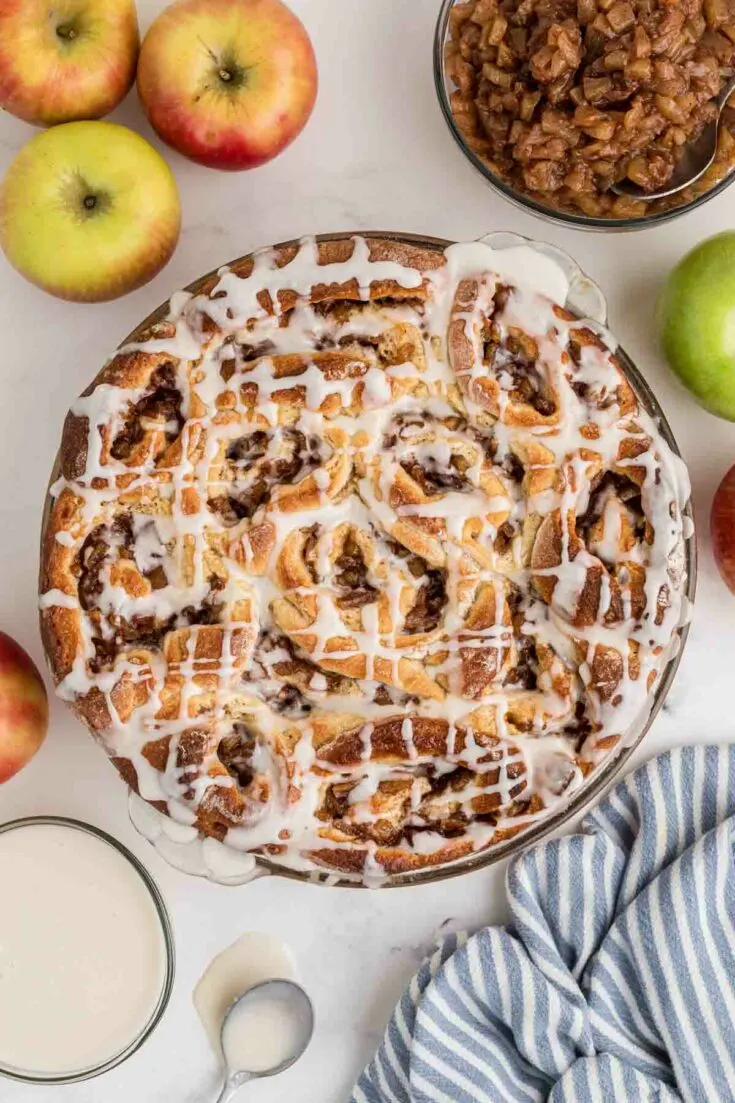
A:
658;231;735;421
0;121;181;303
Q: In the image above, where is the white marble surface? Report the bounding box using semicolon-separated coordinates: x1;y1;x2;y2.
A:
1;1;734;1100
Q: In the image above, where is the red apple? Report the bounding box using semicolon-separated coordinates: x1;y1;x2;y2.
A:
712;465;735;595
0;0;139;128
137;0;317;171
0;632;48;784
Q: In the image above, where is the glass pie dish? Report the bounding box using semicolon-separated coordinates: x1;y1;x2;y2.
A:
40;231;696;888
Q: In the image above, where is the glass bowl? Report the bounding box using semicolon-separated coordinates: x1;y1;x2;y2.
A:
434;0;735;232
0;817;175;1084
68;229;697;889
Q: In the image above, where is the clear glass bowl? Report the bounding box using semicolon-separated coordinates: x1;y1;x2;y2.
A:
434;0;735;232
0;817;175;1084
83;230;696;890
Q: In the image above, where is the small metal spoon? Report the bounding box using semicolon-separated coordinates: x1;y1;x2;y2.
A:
215;979;314;1103
612;74;735;201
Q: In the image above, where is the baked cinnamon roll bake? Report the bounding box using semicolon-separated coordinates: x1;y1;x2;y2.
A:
40;234;691;882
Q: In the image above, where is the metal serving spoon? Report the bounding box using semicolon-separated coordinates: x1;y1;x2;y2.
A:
215;979;314;1103
612;74;735;201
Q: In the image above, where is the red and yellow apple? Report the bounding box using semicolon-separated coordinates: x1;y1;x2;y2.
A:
0;121;181;302
0;632;48;784
712;464;735;595
0;0;139;127
137;0;318;171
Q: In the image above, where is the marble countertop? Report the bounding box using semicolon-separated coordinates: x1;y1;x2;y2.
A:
2;1;734;1100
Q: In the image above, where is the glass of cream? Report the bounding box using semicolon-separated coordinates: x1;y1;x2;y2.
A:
0;816;175;1084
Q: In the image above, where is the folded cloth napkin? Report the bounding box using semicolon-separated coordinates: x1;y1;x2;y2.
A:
351;746;735;1103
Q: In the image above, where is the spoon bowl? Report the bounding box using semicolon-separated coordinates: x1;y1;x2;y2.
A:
215;979;314;1103
613;75;735;202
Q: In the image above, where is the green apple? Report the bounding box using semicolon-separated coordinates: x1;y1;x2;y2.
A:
0;121;181;302
658;231;735;421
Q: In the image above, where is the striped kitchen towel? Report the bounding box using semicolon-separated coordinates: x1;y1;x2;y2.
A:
352;745;735;1103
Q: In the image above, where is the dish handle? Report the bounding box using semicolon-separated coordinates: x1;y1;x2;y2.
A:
128;792;270;887
476;231;609;325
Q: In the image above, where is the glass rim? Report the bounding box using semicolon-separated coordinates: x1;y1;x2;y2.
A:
0;815;175;1085
433;0;735;232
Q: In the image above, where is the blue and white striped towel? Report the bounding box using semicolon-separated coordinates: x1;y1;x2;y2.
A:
352;745;735;1103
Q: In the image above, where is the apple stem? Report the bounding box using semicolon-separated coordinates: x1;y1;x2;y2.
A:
219;69;233;82
83;196;97;211
56;24;77;40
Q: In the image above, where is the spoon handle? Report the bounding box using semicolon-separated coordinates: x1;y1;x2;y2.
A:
215;1070;255;1103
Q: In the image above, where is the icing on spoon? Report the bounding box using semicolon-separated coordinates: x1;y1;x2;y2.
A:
215;979;314;1102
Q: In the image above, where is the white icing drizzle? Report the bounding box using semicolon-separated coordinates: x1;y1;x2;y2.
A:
41;235;691;884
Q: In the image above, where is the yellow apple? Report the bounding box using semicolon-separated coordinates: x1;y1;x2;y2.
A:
0;0;139;127
137;0;318;171
0;121;181;302
0;631;48;784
